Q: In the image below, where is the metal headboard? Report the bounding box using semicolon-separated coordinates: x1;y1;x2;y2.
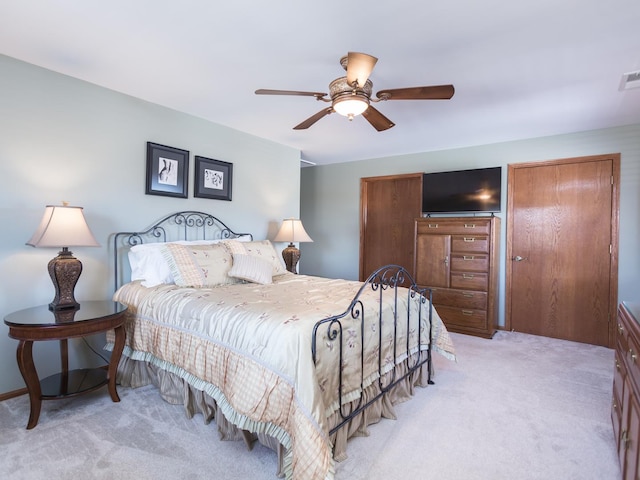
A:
112;211;252;291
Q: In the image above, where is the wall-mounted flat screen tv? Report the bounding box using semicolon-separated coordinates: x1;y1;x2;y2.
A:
422;166;502;214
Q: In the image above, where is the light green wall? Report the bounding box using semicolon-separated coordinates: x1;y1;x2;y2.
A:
300;124;640;328
0;55;301;394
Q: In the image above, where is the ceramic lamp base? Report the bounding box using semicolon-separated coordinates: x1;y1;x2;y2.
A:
47;248;82;311
281;243;301;274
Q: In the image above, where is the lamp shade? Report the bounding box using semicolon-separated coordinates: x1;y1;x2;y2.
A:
26;204;100;248
274;219;313;244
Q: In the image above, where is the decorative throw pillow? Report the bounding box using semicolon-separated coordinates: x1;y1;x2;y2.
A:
128;236;252;287
162;243;237;288
228;254;273;284
223;239;287;276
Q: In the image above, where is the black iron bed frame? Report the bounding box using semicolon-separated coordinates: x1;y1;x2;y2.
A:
312;265;434;435
112;210;435;451
112;210;252;292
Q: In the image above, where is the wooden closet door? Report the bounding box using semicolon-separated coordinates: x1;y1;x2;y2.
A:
506;154;619;347
359;173;422;281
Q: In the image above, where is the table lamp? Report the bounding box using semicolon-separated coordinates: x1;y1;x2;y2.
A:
26;203;100;310
273;218;313;274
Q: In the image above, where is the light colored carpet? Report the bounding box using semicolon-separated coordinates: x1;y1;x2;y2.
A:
0;331;621;480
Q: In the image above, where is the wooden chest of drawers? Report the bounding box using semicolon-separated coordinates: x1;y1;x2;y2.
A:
613;302;640;479
414;217;500;338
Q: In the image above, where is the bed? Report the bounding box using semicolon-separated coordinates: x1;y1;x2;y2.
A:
106;211;455;480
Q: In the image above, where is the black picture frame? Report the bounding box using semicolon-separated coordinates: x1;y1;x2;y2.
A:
145;142;189;198
194;156;233;201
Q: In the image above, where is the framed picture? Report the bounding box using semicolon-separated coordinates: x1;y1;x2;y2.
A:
194;156;233;201
145;142;189;198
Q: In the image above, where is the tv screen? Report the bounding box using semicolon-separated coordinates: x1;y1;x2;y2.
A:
422;167;502;214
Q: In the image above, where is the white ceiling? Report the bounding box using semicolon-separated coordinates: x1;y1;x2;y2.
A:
1;1;639;166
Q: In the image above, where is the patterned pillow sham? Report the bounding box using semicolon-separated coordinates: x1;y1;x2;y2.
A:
228;253;273;284
222;240;287;277
162;243;238;288
224;239;287;276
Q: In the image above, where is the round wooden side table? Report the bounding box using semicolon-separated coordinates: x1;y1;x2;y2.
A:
4;300;127;429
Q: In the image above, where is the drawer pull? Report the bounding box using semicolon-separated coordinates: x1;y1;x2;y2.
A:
622;430;631;449
618;324;624;335
428;224;439;228
464;224;476;228
630;349;637;363
462;274;475;279
616;360;621;371
462;292;474;298
463;255;475;260
463;237;476;242
462;310;474;316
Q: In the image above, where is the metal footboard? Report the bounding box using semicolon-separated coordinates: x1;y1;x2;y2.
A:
311;264;434;436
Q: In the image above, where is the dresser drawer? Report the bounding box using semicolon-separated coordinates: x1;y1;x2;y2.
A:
617;320;630;354
416;220;491;235
614;349;626;409
627;334;640;393
450;254;489;272
451;235;489;253
450;272;488;291
612;387;622;450
432;288;487;310
436;305;487;330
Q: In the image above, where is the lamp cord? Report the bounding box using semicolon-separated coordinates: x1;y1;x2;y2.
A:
81;336;111;364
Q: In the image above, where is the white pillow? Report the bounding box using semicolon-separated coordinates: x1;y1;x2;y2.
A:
228;254;273;285
128;235;251;287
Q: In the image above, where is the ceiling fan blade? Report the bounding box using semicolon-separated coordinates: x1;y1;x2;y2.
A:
376;84;455;100
346;52;378;87
362;105;395;132
255;89;327;99
293;107;334;130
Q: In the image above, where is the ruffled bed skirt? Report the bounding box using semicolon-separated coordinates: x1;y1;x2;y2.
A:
116;354;431;478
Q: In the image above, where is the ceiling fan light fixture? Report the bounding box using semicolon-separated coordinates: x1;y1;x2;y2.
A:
333;96;369;119
255;53;454;130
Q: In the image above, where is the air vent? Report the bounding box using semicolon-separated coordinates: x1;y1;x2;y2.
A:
620;70;640;90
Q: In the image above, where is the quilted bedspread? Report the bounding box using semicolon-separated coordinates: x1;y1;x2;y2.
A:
110;273;454;480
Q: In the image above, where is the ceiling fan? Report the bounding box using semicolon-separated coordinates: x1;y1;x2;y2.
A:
255;52;454;132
